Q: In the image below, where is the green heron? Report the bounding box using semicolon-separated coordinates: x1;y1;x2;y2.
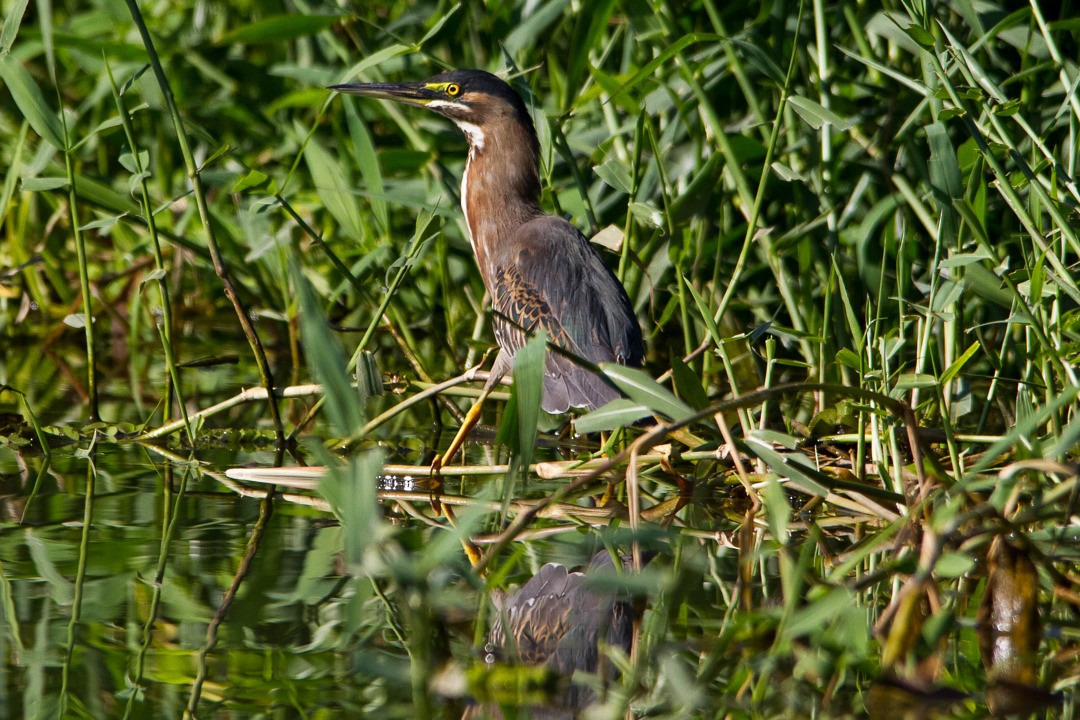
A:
463;551;636;719
331;70;644;468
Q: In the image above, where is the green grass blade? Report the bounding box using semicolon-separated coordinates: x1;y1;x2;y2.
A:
290;254;363;436
0;53;64;150
600;364;694;422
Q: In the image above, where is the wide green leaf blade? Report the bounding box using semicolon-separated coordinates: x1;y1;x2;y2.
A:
0;0;28;53
497;330;546;476
573;398;651;434
0;53;64;150
599;364;694;422
290;254;363;436
302;132;365;245
787;95;855;131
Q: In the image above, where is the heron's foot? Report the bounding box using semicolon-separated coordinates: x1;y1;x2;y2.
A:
426;455;446;513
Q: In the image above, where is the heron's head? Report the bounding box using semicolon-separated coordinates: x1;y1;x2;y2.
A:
330;69;535;151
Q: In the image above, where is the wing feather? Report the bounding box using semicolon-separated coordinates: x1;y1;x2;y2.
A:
489;217;643;412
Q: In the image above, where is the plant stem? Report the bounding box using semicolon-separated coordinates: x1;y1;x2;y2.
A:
125;0;284;443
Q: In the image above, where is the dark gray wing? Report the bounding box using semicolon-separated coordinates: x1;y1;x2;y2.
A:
490;216;643;413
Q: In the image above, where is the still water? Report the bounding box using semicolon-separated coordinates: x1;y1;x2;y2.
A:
3;444;462;718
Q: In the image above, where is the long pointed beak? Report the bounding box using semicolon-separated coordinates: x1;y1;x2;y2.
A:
328;81;433;108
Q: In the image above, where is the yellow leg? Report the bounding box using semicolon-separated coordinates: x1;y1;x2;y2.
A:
430;383;495;473
443;505;483;567
430;374;500;565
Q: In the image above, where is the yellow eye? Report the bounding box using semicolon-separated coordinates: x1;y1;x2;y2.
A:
446;83;461;96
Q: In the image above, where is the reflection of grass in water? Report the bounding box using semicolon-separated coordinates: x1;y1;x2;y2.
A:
0;0;1076;717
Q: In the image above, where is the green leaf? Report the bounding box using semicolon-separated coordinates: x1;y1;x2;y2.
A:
935;552;975;579
564;0;617;108
670;357;708;410
599;365;694;422
991;98;1022;116
70;115;127;152
80;213;126;233
770;161;803;182
628;201;663;227
752;429;801;450
784;587;856;640
732;38;786;86
939;341;980;386
939;248;993;269
0;53;65;150
762;476;789;543
317;452;385;567
345;101;388;234
497;331;546;476
747;432;829;497
835;348;862;372
417;3;462;46
895;373;937;390
681;273;723;349
336;44;412;84
290;255;363;435
505;0;570;57
787;96;855;131
21;176;67;191
608;33;724;105
231;169;269;193
127;171;151;196
593;155;632;195
119;149;150;174
904;24;935;48
960;259;1013;309
831;257;863;354
383;210;436;286
573;398;651;434
26;532;73;605
926;123;962;200
0;0;28;53
198;143;232;171
302;132;364;245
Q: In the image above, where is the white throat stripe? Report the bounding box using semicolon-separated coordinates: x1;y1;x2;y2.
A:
454;120;485;151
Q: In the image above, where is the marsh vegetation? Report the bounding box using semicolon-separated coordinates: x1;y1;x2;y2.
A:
0;0;1078;717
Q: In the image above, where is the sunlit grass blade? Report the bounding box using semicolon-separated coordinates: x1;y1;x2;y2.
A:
599;364;694;422
573;398;651;435
496;330;546;480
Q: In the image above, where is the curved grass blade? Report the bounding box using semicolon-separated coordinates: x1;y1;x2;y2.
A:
599;364;694;422
290;254;362;436
573;398;651;435
497;330;546;479
0;53;64;150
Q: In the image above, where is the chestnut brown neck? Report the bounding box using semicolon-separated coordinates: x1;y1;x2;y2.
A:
456;113;543;288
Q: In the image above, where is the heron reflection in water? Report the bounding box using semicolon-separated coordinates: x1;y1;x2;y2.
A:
462;552;638;719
